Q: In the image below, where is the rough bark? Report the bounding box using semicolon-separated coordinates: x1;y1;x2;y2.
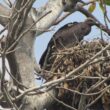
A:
0;4;10;26
0;0;79;109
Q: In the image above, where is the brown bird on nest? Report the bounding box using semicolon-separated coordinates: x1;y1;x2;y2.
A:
40;18;98;71
39;18;108;110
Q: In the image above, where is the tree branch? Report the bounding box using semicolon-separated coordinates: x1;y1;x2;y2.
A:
0;0;83;109
16;42;110;95
76;5;110;35
0;3;10;26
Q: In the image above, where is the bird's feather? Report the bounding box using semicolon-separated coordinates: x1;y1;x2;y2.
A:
40;19;96;71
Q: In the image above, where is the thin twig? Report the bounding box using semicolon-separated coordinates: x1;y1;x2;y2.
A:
13;42;110;100
49;92;77;110
7;11;52;51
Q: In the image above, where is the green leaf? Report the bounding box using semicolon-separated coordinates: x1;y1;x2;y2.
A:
104;0;110;5
96;0;110;6
99;2;105;13
88;3;96;13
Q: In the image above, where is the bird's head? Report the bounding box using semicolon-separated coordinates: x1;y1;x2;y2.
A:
85;17;99;26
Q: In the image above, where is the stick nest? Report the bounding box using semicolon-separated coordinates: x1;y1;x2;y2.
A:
42;39;110;110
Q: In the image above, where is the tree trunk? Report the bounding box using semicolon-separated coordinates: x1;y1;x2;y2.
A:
0;0;78;109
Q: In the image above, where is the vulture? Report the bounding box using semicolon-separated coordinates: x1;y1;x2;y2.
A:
39;18;107;110
39;18;98;79
39;18;103;110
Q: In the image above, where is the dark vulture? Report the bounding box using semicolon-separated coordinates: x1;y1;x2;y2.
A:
39;19;107;110
39;18;97;73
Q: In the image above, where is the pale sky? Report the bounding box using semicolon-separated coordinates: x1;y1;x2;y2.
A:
0;0;110;62
0;0;110;83
34;1;110;62
0;0;110;109
0;1;110;108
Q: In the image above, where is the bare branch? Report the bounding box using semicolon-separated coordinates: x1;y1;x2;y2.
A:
15;42;110;97
49;92;77;110
76;5;110;35
0;3;10;26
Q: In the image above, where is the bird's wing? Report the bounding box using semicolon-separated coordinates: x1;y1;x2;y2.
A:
39;38;54;68
56;22;78;32
53;22;78;41
39;22;79;67
39;47;48;68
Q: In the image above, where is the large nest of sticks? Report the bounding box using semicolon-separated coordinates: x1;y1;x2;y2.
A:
42;39;110;110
